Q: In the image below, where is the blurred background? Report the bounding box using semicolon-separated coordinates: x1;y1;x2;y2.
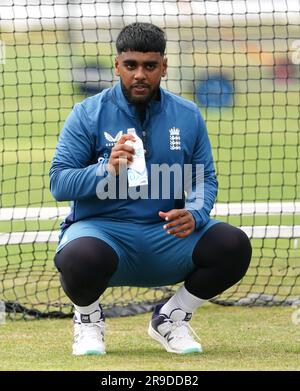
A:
0;0;299;318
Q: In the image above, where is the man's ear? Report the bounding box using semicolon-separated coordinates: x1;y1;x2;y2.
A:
114;56;120;76
162;57;168;77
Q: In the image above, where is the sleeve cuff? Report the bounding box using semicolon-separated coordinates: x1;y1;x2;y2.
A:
188;209;208;230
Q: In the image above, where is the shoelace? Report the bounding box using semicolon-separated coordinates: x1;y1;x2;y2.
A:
168;320;201;343
78;322;105;342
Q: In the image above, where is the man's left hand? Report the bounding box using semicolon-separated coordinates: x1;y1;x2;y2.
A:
158;209;195;238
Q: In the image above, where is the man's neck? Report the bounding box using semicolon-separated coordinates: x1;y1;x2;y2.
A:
137;106;146;125
135;90;161;124
120;82;161;124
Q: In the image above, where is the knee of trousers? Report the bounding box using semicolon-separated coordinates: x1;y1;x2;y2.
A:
54;237;119;281
225;227;252;279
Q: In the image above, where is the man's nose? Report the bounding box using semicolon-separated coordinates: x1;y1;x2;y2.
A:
134;66;146;80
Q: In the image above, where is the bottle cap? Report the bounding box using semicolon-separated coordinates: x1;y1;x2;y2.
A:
127;128;136;135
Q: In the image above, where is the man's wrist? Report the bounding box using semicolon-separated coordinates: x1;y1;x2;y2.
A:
187;209;202;230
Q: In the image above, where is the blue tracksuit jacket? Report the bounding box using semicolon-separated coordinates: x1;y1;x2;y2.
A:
49;82;218;232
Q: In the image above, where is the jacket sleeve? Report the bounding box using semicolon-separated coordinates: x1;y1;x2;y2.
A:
49;103;107;202
185;110;218;229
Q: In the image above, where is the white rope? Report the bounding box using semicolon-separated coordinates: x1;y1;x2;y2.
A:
1;225;299;246
0;202;299;221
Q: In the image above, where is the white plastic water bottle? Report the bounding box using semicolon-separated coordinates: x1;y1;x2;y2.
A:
125;128;148;187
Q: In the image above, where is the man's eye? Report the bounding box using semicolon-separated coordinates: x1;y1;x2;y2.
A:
146;65;155;70
126;64;135;70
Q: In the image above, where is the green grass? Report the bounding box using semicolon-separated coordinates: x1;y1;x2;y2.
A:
0;31;299;366
0;240;299;314
0;303;299;371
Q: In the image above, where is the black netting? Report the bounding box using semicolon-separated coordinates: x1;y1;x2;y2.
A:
0;0;299;319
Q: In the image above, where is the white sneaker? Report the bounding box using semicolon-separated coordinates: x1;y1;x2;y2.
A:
72;306;106;356
148;304;202;354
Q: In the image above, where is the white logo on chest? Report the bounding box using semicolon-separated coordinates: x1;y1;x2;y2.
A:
169;127;181;150
104;131;123;147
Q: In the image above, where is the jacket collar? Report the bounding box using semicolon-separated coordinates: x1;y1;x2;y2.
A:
111;81;165;119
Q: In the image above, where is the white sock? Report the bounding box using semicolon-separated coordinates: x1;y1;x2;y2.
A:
74;300;100;315
160;285;205;317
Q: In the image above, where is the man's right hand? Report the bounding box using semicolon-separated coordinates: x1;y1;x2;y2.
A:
106;134;136;176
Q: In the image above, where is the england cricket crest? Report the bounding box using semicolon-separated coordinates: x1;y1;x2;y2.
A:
169;127;181;150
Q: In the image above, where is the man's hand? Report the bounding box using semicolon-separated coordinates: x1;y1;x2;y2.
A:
107;134;135;176
159;209;195;238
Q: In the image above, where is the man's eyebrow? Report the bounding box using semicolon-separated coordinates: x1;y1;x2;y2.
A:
122;59;137;64
144;61;159;66
122;59;159;65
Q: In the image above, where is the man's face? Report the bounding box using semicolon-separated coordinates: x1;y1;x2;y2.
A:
115;51;167;105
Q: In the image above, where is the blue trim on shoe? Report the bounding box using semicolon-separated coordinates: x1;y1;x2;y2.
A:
149;304;202;354
151;304;169;333
151;303;165;318
85;350;106;356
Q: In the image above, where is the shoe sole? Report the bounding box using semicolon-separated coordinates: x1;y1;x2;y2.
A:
73;350;106;356
148;323;202;354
